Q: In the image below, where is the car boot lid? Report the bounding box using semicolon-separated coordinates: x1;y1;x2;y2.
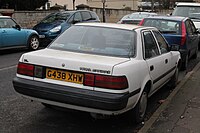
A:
20;49;130;75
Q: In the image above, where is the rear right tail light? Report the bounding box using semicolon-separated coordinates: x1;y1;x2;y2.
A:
181;21;186;46
84;73;128;90
139;19;144;26
95;75;128;89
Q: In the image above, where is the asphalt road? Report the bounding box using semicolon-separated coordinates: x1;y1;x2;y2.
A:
0;49;199;133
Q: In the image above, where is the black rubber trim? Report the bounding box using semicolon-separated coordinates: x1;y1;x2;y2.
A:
13;77;140;111
153;66;176;84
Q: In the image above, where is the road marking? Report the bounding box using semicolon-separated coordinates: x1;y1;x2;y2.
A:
0;65;17;71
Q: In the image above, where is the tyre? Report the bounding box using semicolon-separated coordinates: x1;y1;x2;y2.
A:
28;35;40;50
192;45;198;59
169;66;179;88
41;103;53;108
181;54;188;70
132;89;148;123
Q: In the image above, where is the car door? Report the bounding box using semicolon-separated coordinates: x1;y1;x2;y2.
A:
0;27;2;48
152;30;175;81
188;20;199;54
185;19;199;57
142;30;169;93
1;18;26;47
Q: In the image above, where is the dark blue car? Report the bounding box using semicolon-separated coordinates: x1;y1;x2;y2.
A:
33;10;100;46
140;16;199;70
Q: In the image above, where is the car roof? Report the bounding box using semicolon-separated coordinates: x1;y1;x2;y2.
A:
75;22;154;31
0;16;11;19
57;10;94;14
176;2;200;6
131;12;157;15
144;15;186;21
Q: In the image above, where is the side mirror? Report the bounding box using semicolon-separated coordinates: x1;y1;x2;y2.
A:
13;24;21;30
170;44;180;51
195;29;200;34
167;13;172;16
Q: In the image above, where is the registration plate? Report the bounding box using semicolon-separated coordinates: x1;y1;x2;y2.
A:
46;68;84;84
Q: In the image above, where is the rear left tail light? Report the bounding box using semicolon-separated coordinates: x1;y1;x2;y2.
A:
17;63;44;78
17;63;34;77
84;74;128;90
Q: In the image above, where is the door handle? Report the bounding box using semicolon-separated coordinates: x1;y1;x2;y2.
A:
165;59;168;64
150;65;154;71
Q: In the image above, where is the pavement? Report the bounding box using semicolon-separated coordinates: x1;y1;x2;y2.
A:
139;61;200;133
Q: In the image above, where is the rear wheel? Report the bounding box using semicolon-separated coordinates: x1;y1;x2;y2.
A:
41;103;53;108
169;66;179;88
181;54;188;70
193;45;198;59
132;89;148;123
28;35;40;50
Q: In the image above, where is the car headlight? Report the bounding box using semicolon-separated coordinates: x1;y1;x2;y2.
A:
50;25;61;33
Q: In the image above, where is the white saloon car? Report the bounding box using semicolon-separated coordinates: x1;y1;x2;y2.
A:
13;23;181;123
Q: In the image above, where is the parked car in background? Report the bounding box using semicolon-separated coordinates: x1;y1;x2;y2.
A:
0;16;40;50
119;12;157;25
172;2;200;49
13;23;181;123
117;14;130;23
139;16;199;70
172;2;200;31
33;10;100;46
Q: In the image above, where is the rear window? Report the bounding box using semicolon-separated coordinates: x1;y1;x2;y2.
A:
129;14;150;19
49;26;135;58
172;6;200;19
143;19;181;34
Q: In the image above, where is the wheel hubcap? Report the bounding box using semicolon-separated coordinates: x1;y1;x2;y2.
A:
139;92;147;118
31;37;39;49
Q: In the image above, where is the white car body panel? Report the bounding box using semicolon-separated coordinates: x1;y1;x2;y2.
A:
14;23;181;115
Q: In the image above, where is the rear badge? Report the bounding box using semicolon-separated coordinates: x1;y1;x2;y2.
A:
62;63;65;67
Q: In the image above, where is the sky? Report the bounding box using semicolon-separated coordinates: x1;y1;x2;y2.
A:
50;0;87;10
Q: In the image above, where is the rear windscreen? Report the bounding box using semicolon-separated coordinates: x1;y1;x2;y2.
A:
172;6;200;19
143;19;180;34
48;25;135;58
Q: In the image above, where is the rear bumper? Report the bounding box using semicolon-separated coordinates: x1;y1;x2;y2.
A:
13;77;131;111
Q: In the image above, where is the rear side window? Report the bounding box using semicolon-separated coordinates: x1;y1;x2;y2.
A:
153;31;169;54
49;26;135;57
185;20;193;35
143;19;180;34
143;31;160;59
